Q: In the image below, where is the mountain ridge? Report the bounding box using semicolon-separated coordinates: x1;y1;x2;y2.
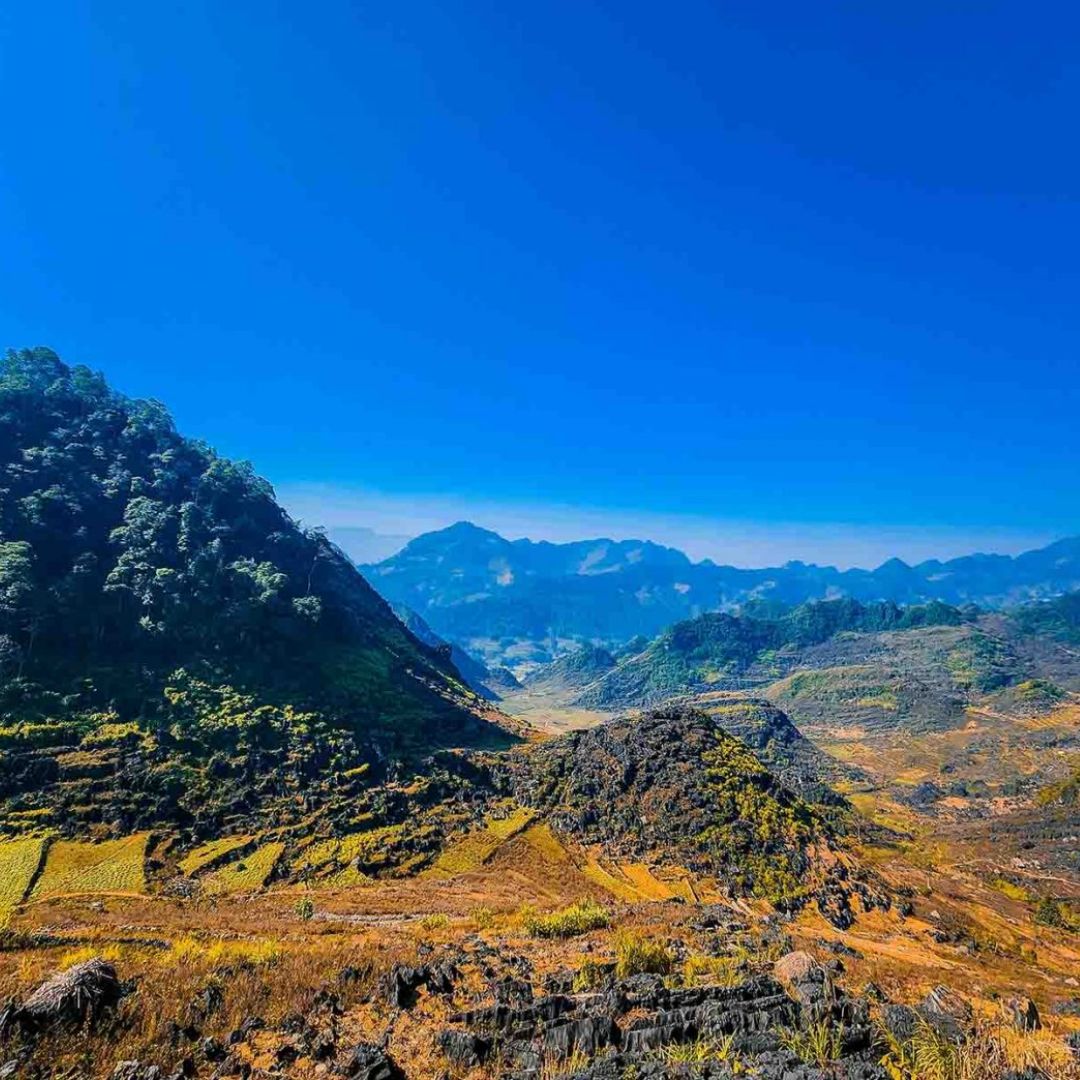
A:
364;521;1080;668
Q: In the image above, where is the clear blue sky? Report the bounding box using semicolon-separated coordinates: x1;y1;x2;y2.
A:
2;2;1078;566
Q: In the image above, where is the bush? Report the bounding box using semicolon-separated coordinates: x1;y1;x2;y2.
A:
294;897;315;921
614;933;673;978
523;899;610;939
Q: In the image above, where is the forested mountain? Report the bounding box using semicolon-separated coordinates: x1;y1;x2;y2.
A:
0;348;505;833
364;522;1080;668
573;593;1080;729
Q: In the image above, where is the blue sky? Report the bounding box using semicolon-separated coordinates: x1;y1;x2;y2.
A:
2;2;1078;567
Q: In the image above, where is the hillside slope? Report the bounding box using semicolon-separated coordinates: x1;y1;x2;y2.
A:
0;348;510;835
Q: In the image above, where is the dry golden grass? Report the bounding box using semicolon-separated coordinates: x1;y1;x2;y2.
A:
424;805;536;879
199;840;284;895
177;834;254;876
29;833;148;900
0;835;49;924
580;857;643;901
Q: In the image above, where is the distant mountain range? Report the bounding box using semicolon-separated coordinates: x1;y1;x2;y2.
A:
362;521;1080;667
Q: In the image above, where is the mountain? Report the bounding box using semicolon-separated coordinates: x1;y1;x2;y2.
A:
520;643;616;695
363;522;1080;668
0;348;509;835
574;595;1080;721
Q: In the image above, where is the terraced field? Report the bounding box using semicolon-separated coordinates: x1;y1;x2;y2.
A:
424;806;537;879
0;836;49;924
178;834;254;877
199;841;285;896
29;833;149;900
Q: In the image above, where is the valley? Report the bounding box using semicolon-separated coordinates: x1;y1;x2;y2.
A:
2;350;1080;1079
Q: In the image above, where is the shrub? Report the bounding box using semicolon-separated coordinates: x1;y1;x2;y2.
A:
294;897;315;921
523;899;610;939
418;912;450;932
614;933;673;978
572;959;612;992
469;905;495;930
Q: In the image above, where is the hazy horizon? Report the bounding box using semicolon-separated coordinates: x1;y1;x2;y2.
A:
280;484;1066;571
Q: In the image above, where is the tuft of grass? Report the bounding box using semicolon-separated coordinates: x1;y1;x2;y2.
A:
59;943;124;969
0;836;49;924
30;833;149;899
171;936;283;967
879;1018;1079;1080
522;899;610;939
417;912;450;932
614;932;673;978
199;841;284;896
683;953;743;987
659;1033;740;1066
780;1019;843;1068
572;959;611;993
468;905;495;930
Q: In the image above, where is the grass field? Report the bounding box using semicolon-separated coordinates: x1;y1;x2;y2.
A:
0;836;49;924
424;806;537;879
29;833;149;900
199;841;285;896
178;834;254;877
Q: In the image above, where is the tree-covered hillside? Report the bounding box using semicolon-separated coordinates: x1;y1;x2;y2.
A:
0;348;504;834
575;597;969;708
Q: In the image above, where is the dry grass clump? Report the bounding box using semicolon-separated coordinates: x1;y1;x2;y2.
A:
779;1019;843;1068
660;1032;739;1066
0;932;405;1079
29;834;149;900
522;899;610;939
199;841;284;896
614;932;673;978
682;953;743;987
0;836;49;924
879;1018;1080;1080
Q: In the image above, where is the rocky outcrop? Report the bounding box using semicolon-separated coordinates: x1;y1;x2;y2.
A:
439;968;885;1079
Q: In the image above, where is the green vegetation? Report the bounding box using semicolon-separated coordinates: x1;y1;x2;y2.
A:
614;933;674;978
1011;591;1080;645
522;898;611;939
779;1020;843;1068
1034;896;1080;932
0;348;502;836
1035;769;1080;808
578;597;969;708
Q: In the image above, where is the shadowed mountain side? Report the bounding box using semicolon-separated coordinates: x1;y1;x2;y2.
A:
0;348;517;835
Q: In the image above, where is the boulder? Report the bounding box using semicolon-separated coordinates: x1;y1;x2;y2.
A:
339;1042;404;1080
0;958;121;1037
1001;996;1040;1032
918;985;972;1040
